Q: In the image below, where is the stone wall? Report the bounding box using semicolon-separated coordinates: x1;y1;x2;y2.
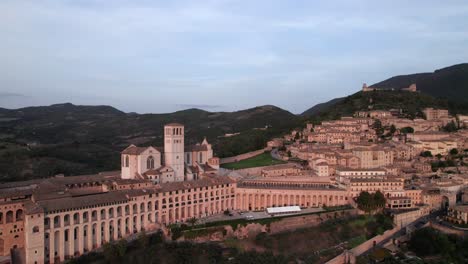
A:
231;166;269;177
326;250;355;264
349;227;399;256
181;209;358;242
220;148;268;164
428;222;467;237
325;226;400;264
270;209;358;234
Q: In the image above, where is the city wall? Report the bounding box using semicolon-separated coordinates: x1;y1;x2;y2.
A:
326;226;400;264
220;148;268;164
428;222;467;237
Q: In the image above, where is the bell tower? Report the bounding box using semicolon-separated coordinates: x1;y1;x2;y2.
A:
164;123;185;181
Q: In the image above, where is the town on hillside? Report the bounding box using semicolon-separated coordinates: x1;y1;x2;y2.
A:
1;102;468;263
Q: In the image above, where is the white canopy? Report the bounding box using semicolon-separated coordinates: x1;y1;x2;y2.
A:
266;206;301;214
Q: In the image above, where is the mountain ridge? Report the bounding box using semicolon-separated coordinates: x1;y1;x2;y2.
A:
0;102;301;181
302;63;468;116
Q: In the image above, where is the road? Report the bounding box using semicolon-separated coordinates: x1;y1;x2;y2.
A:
199;207;325;225
359;215;429;257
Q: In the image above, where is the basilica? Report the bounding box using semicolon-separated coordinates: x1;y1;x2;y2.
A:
120;123;219;182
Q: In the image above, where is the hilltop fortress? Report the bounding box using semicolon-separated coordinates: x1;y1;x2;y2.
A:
362;83;417;92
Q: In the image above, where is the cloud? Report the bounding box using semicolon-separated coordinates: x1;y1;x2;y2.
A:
0;0;467;114
0;92;28;98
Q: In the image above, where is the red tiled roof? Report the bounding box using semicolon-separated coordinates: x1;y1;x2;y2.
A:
165;123;184;127
186;144;208;152
121;145;148;155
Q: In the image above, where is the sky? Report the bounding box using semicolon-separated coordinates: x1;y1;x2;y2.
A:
0;0;467;114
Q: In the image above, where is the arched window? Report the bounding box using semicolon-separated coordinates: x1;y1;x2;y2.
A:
6;211;13;223
147;156;155;169
16;209;23;221
125;156;129;167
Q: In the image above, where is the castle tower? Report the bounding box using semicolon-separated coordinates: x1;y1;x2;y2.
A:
164;123;185;181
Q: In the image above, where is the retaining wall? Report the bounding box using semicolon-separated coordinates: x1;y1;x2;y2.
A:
220;148;268;164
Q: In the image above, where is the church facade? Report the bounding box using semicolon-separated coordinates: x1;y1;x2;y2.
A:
121;123;218;183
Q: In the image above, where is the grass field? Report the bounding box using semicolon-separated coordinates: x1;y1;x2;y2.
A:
220;151;286;170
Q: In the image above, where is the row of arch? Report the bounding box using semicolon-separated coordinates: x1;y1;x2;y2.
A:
44;197;236;262
0;209;23;224
236;193;348;211
45;215;147;262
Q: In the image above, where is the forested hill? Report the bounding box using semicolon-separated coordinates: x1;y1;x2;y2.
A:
301;63;468;118
370;63;468;103
302;90;468;123
0;104;301;182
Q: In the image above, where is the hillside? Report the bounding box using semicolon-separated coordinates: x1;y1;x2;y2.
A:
302;63;468;118
301;97;345;116
0;104;301;182
301;90;468;123
370;63;468;103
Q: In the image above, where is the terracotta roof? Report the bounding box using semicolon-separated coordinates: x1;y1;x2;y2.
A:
114;178;151;185
0;187;35;199
165;123;184;127
36;191;130;212
121;145;149;155
261;163;298;171
157;176;234;192
186;144;208;152
198;164;217;172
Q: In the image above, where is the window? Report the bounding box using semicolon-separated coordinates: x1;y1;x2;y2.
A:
33;226;39;233
6;211;13;223
125;156;129;167
147;156;155;169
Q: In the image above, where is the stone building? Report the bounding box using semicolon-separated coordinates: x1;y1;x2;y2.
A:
446;205;468;225
235;177;348;210
0;170;236;264
423;108;449;120
351;147;394;169
261;164;301;177
121;123;216;182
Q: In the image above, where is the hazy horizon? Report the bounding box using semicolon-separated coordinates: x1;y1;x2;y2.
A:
1;0;468;114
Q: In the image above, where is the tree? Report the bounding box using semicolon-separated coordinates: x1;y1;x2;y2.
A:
356;191;386;214
374;191;386;208
116;239;127;258
294;132;301;140
450;148;459;156
187;217;198;227
409;228;454;257
443;121;458;132
287;150;292;157
102;242;118;263
389;125;396;135
421;151;433;157
356;191;372;213
137;229;149;248
400;126;414;134
373;119;384;136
